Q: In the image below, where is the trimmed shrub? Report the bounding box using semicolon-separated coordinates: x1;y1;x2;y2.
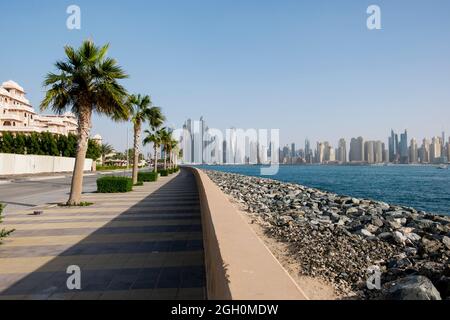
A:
173;166;180;172
159;169;169;177
97;176;133;193
96;165;127;171
138;172;158;182
0;204;14;242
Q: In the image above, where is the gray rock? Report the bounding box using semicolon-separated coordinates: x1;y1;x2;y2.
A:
442;236;450;250
378;232;394;240
405;233;421;242
384;276;441;300
387;219;402;230
421;238;443;254
393;231;407;244
372;218;384;227
358;229;374;237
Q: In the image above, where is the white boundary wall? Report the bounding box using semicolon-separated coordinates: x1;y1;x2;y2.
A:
0;153;92;175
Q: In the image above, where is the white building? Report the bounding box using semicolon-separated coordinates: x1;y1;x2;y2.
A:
0;80;78;136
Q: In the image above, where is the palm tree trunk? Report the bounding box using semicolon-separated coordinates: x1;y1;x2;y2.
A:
164;146;167;170
153;144;158;173
169;150;172;169
68;107;92;205
132;121;141;185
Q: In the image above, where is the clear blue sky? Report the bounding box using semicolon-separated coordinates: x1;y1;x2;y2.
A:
1;0;449;151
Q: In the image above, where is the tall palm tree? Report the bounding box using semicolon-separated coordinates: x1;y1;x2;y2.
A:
148;106;165;132
170;139;179;169
165;138;178;169
100;143;115;165
41;40;129;205
145;106;165;172
159;128;172;170
143;129;163;173
127;94;156;184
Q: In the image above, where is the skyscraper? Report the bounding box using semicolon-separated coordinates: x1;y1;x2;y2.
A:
349;137;364;162
374;141;383;163
420;138;430;163
316;142;325;163
337;138;347;163
305;138;312;163
409;138;418;163
364;141;375;164
430;137;441;163
399;130;409;164
389;129;400;163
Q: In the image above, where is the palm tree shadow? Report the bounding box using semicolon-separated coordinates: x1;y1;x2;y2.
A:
0;169;206;300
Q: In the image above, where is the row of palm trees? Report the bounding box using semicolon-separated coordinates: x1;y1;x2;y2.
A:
40;40;178;205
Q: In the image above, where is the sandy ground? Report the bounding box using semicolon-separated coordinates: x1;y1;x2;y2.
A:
225;195;341;300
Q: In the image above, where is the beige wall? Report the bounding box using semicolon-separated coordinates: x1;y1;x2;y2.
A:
0;153;92;175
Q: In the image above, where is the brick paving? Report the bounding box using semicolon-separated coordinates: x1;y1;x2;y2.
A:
0;169;205;300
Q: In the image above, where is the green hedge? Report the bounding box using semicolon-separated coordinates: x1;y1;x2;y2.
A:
174;166;180;172
159;169;169;177
97;176;133;193
0;204;14;241
138;172;158;182
0;131;100;159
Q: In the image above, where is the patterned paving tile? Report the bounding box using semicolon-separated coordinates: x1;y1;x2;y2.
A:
0;169;205;300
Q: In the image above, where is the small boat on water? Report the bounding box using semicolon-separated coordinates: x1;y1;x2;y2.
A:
437;164;448;170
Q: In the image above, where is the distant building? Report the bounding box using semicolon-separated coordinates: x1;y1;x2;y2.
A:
420;138;430;163
337;138;347;163
389;130;400;163
430;136;441;163
364;141;374;163
0;80;78;136
349;137;364;162
399;130;409;164
409;138;418;163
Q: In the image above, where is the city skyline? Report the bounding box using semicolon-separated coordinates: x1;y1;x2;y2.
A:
178;116;450;165
1;1;449;151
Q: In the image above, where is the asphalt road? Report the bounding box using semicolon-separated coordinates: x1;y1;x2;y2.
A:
0;170;132;214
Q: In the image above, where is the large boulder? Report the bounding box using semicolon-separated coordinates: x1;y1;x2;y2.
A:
383;275;442;300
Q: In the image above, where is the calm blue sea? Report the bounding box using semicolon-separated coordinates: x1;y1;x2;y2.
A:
197;165;450;216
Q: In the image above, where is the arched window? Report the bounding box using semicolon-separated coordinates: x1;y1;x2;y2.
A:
3;121;11;126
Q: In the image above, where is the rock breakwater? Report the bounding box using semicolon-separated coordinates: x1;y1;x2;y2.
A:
204;169;450;300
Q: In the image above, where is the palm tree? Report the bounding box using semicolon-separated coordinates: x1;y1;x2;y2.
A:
159;128;172;170
100;143;115;165
41;40;129;205
127;94;156;184
145;106;165;172
143;129;163;173
165;138;178;169
170;139;180;169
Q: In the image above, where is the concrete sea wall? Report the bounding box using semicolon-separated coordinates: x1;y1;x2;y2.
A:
189;167;307;300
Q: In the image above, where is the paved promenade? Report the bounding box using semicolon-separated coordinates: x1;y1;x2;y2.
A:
0;169;205;300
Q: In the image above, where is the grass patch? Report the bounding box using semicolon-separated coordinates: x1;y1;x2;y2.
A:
0;204;14;242
97;176;133;193
138;172;158;182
